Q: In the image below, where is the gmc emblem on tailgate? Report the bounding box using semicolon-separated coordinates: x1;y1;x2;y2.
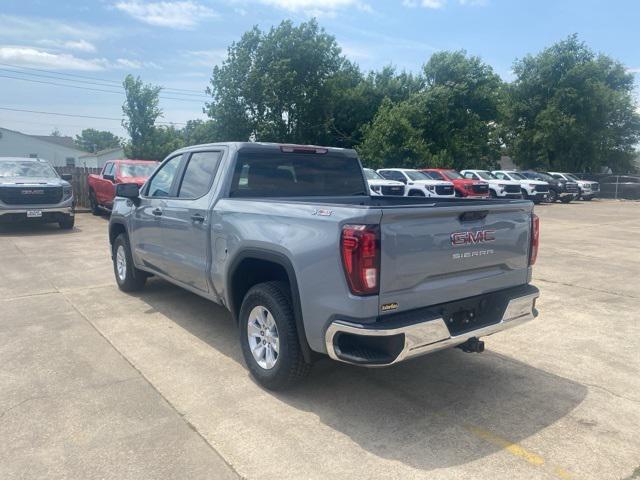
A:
451;230;496;246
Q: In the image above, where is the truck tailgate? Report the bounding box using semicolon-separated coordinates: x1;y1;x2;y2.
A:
378;202;533;314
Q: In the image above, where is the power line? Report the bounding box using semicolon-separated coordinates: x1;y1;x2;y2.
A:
0;73;206;103
0;106;188;126
0;66;209;99
0;62;210;96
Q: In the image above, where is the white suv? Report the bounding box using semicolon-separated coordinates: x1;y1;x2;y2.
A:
377;168;455;197
363;168;405;196
460;170;522;199
492;170;549;204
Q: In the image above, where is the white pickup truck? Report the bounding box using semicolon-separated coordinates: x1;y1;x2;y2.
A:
377;168;456;198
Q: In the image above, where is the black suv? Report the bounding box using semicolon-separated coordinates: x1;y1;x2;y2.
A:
520;171;578;203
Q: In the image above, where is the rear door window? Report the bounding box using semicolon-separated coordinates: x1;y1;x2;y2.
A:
178;151;223;199
229;152;366;197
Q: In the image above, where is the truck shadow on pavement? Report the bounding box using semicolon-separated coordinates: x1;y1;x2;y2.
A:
137;278;586;472
0;223;80;236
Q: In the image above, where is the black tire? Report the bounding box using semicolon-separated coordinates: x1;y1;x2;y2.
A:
408;190;425;197
547;189;558;203
112;233;146;292
560;195;573;204
239;281;310;390
58;215;75;230
583;196;593;201
490;189;498;198
89;190;101;216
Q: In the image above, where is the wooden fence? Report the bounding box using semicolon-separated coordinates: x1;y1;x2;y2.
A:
55;166;101;209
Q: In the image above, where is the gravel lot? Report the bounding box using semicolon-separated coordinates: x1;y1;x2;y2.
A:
1;200;639;480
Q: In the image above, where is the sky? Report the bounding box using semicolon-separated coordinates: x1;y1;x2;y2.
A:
0;0;638;139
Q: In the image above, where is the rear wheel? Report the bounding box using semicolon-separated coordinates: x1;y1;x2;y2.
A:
239;281;310;390
112;234;146;292
58;215;75;230
89;190;101;216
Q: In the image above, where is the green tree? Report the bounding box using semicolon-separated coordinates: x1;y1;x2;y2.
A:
357;97;431;169
122;74;167;160
181;119;219;145
74;129;122;152
328;65;423;148
206;19;347;144
358;51;504;170
505;34;640;172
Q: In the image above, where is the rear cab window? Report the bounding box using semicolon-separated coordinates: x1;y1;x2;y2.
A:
229;151;366;197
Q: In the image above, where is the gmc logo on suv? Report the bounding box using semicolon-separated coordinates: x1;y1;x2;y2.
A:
451;230;496;246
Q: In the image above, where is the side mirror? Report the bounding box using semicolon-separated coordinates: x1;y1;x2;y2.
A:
116;183;140;200
61;173;72;181
103;173;115;182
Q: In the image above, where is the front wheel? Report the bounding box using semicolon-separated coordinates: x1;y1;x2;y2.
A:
582;196;593;201
239;281;310;390
560;195;573;204
547;190;558;203
489;189;498;198
89;190;101;216
58;215;75;230
112;234;146;292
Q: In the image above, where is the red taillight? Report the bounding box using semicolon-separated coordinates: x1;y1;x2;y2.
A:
341;224;380;296
529;214;540;265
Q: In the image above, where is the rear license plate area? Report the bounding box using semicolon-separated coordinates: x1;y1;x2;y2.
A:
440;295;506;336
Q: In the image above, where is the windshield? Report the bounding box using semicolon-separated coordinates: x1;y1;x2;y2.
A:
443;170;463;179
476;171;497;180
0;160;57;178
120;163;158;178
508;172;526;180
565;173;580;181
536;172;555;181
425;171;444;180
405;170;431;181
363;168;384;180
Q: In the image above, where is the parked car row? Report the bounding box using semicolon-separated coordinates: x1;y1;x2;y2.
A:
364;166;598;204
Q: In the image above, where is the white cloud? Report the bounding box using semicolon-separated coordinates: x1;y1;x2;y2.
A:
0;46;107;71
258;0;371;16
184;49;227;66
626;67;640;74
402;0;445;8
402;0;487;8
340;44;373;60
114;1;217;29
62;40;97;52
38;39;97;52
0;14;112;42
114;58;161;69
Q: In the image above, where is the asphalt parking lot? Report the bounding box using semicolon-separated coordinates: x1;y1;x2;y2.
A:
1;200;639;480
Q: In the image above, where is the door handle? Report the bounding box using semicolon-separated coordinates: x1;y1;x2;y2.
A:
152;207;163;216
191;213;205;223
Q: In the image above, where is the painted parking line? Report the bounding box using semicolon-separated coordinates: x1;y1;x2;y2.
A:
465;424;574;479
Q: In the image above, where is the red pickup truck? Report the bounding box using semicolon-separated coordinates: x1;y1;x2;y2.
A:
88;159;158;214
421;168;490;198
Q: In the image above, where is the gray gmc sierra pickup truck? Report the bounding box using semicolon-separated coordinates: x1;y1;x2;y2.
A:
0;157;75;229
109;143;540;389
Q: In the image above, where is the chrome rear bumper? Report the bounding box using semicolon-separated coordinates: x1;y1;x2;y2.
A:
325;286;539;366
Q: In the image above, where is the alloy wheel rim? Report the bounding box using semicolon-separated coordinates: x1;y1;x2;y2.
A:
116;245;127;281
247;305;280;370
